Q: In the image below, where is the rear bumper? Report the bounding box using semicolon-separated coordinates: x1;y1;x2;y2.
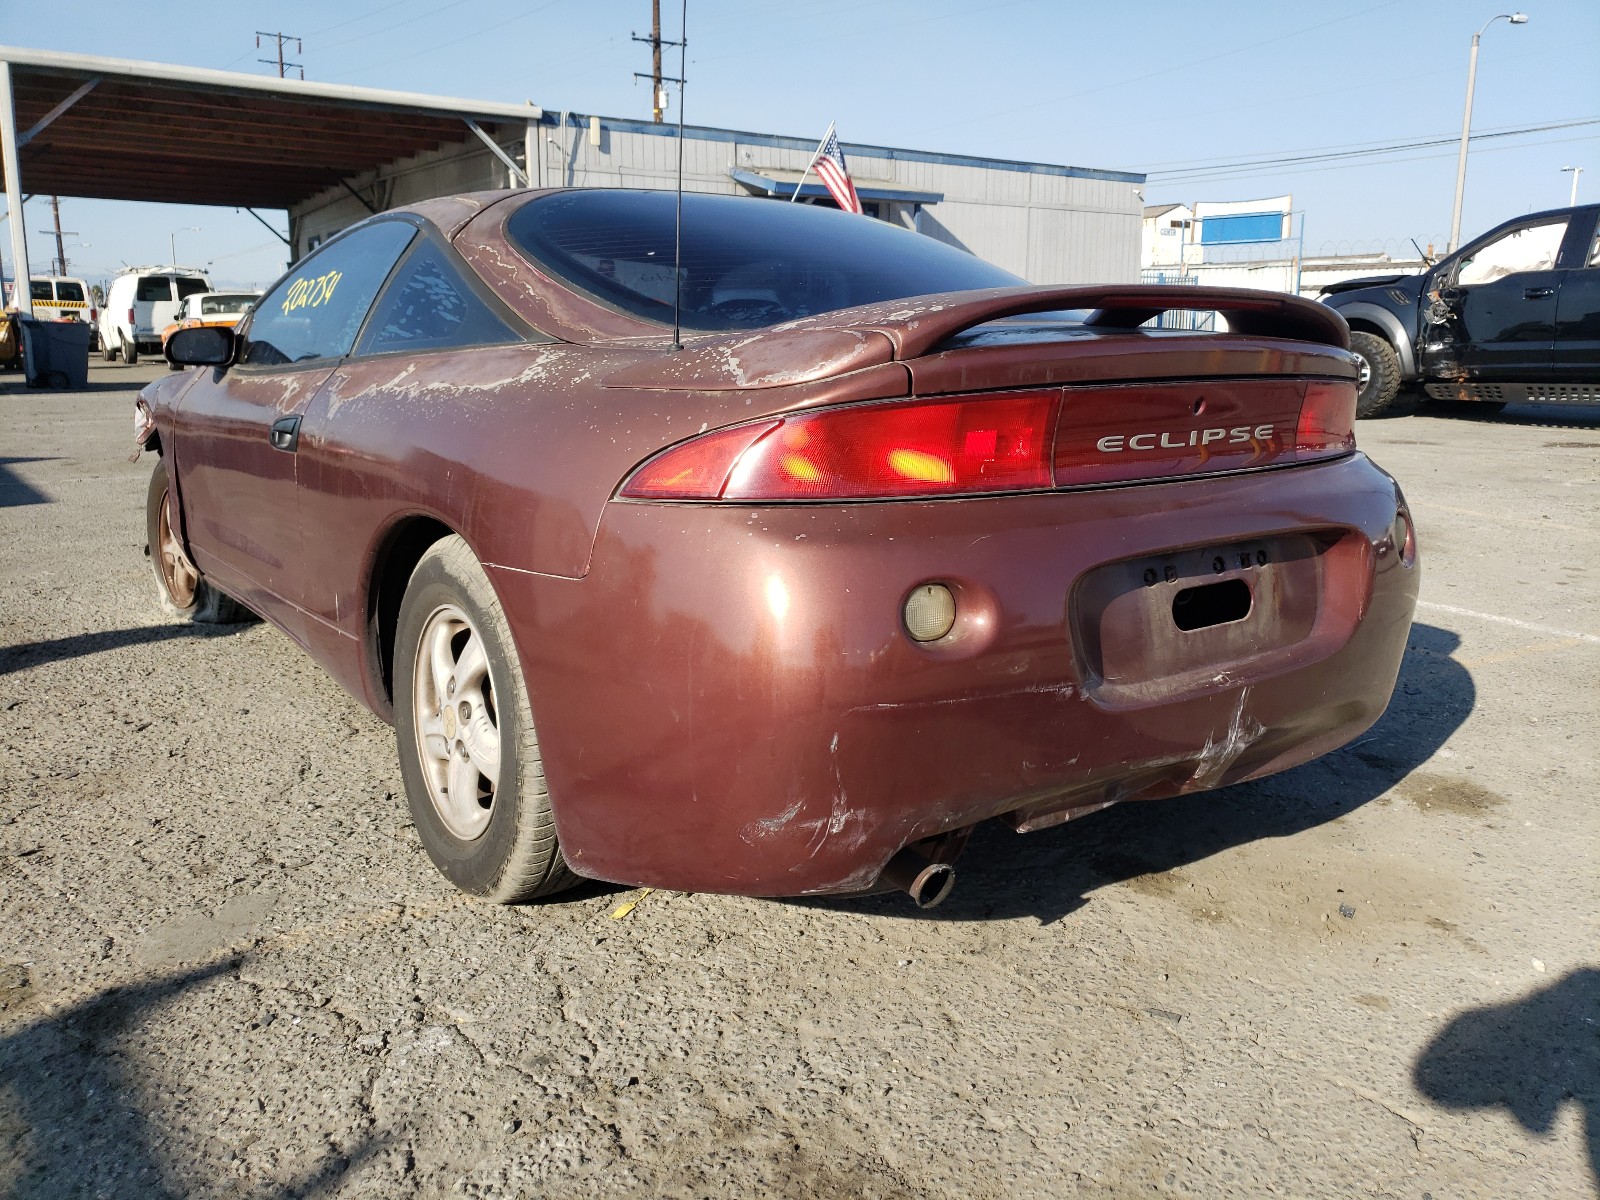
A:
489;453;1417;896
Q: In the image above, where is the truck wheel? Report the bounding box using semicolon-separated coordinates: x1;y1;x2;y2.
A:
1349;331;1401;418
146;461;249;623
394;535;580;903
122;335;139;366
101;339;117;363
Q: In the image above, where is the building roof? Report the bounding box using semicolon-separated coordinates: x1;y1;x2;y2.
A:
1;45;1142;217
0;45;542;208
1143;203;1185;219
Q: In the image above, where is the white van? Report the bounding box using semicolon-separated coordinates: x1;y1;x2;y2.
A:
99;268;211;364
5;276;97;344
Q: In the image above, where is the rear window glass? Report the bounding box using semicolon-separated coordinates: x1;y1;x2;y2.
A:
135;277;173;302
201;294;256;316
357;243;519;355
29;282;52;302
505;190;1022;332
175;278;210;300
55;281;86;303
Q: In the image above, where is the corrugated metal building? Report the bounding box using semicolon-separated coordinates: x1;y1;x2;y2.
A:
292;114;1145;284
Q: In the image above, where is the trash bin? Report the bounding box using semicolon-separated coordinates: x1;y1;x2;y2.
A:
0;312;19;371
18;317;91;389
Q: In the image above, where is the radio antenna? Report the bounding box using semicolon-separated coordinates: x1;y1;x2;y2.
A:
670;0;687;351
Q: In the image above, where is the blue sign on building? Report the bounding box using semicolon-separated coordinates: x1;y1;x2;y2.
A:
1199;212;1287;245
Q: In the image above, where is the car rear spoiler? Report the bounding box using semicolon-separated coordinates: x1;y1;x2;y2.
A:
604;284;1351;392
839;284;1351;361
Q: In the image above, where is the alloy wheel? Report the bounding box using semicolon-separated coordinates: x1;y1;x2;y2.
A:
412;604;501;840
157;489;200;609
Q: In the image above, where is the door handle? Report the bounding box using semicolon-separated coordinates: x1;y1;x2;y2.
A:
269;414;301;452
1523;287;1556;300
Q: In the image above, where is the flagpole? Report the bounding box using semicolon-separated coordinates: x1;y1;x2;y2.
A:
790;121;833;202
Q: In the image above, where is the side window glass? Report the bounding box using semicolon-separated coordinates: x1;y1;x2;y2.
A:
1457;219;1568;286
244;222;417;367
356;244;520;355
135;277;172;302
1588;227;1600;268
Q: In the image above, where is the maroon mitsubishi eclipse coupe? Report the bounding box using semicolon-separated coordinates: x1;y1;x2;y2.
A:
142;188;1418;908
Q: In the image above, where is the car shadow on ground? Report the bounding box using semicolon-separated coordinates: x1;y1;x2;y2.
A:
797;621;1474;925
1413;967;1599;1190
0;458;61;508
0;961;388;1195
0;622;254;677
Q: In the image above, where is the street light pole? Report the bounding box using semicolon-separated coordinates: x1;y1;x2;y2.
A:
1561;166;1583;206
1448;12;1527;253
169;226;200;274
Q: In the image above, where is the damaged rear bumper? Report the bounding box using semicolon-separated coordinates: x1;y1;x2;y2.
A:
490;452;1418;896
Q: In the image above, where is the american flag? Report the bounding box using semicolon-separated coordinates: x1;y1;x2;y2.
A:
811;125;863;215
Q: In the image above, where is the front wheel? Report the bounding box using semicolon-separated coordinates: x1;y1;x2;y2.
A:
145;461;249;623
1349;331;1401;418
394;535;579;903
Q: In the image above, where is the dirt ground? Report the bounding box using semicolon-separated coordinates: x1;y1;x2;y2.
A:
1;360;1596;1198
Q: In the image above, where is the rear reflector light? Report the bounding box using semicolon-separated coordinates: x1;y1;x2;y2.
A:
619;379;1356;502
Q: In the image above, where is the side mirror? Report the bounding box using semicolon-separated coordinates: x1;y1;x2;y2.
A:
167;325;237;367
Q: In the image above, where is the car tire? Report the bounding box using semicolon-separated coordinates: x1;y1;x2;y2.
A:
122;336;139;366
1349;331;1401;418
145;461;250;623
394;535;580;903
101;339;117;363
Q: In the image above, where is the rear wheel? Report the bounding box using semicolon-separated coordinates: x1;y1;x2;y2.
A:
101;337;117;363
1349;331;1401;418
122;335;139;366
145;461;249;623
394;535;579;903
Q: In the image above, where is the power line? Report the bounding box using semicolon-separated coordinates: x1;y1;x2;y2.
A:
340;0;567;74
1148;131;1599;190
1130;114;1596;172
305;0;425;38
1145;118;1600;183
318;0;477;55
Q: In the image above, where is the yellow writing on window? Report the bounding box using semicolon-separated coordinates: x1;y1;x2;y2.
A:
281;269;343;315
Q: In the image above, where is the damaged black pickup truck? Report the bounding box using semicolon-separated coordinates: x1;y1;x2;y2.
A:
1322;203;1600;417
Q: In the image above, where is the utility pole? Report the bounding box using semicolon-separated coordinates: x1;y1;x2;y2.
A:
50;195;67;275
256;31;304;80
632;2;682;123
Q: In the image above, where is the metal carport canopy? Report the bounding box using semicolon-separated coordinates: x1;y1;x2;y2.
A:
0;45;542;314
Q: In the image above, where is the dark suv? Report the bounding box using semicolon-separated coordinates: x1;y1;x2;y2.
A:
1322;204;1600;417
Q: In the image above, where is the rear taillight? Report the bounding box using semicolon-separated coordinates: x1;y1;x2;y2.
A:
623;393;1056;501
1293;380;1357;460
620;379;1356;502
619;421;780;500
127;307;135;326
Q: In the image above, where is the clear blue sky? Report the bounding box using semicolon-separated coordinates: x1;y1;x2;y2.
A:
5;0;1597;289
